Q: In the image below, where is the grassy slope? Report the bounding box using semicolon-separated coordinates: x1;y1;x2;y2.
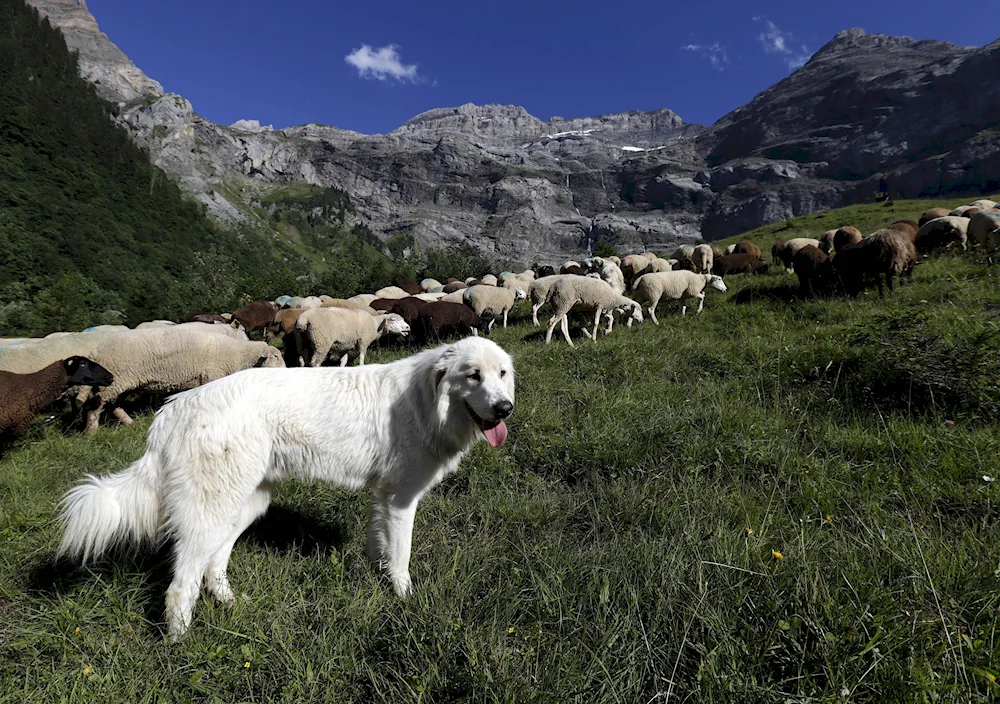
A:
2;197;1000;702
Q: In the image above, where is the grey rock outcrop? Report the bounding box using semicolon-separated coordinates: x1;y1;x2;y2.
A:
25;0;162;103
24;2;1000;262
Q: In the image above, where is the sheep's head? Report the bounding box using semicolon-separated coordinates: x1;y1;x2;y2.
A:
379;313;411;337
256;347;285;368
707;275;728;293
513;287;527;301
618;299;643;324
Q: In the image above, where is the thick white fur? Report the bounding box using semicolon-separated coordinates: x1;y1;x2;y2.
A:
57;337;515;638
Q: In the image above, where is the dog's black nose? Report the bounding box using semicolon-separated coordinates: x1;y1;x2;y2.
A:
493;400;513;419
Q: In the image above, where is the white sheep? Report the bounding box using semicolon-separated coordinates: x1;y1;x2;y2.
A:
950;205;975;217
0;330;125;374
413;292;448;302
672;245;695;263
480;274;499;286
321;298;379;315
296;307;410;367
631;271;728;323
528;275;571;325
971;199;997;210
772;238;822;271
915;216;969;253
78;328;284;433
349;294;378;307
638;257;674;279
374;286;410;300
592;258;627;294
968;211;1000;249
463;285;526;331
420;278;443;292
690;245;714;275
543;276;643;345
725;244;737;255
464;277;478;285
559;261;581;274
135;320;177;329
439;290;466;304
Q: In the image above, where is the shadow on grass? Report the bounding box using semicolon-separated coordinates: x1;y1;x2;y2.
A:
243;504;347;558
730;280;804;305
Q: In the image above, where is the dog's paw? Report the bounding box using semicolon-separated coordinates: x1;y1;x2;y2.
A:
392;575;413;598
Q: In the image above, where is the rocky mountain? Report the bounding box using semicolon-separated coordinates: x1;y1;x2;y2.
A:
25;0;1000;264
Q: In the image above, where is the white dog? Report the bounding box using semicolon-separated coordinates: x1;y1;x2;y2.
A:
58;337;515;638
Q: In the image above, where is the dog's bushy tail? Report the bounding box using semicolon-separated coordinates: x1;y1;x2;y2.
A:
58;443;163;564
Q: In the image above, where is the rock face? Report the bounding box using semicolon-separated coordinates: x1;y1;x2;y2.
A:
25;0;162;103
24;1;1000;262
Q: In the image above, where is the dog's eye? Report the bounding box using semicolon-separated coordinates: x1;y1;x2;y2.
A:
468;371;481;382
500;370;507;378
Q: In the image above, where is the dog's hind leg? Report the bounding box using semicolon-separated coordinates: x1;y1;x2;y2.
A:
203;483;272;606
166;530;230;639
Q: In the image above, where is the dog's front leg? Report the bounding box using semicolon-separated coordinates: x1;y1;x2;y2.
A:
383;490;421;597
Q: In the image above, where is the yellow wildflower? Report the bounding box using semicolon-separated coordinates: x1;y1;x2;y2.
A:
82;666;92;678
988;672;997;683
508;626;516;634
745;528;754;536
825;515;833;522
74;627;80;634
772;550;784;560
244;661;251;669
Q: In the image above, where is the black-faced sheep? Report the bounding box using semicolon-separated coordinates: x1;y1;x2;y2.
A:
818;230;837;254
713;253;768;276
1;357;113;446
834;228;916;296
535;265;556;277
413;302;481;344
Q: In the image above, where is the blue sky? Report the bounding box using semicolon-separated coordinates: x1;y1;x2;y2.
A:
88;0;997;134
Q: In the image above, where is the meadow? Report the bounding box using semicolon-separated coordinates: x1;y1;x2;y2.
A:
2;197;1000;702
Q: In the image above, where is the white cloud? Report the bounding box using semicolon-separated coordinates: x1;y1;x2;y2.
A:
753;17;812;70
681;42;729;71
345;44;420;82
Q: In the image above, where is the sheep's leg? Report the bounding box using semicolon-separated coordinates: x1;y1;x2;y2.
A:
648;304;659;326
532;303;541;326
85;401;106;434
503;309;509;328
339;353;349;367
885;272;894;294
470;327;478;337
589;308;602;341
545;316;560;344
681;305;688;317
112;406;134;426
488;317;496;334
605;312;614;335
696;292;706;314
358;343;367;366
560;315;574;347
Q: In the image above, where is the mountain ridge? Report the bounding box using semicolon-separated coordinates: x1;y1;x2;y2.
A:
25;0;1000;262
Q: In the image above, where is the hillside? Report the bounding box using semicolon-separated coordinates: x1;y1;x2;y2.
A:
0;0;495;334
3;197;1000;701
24;0;1000;263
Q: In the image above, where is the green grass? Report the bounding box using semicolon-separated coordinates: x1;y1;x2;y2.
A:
4;198;1000;702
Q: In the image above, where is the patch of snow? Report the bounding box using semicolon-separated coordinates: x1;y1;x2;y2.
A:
620;146;645;152
230;119;273;133
542;129;595;139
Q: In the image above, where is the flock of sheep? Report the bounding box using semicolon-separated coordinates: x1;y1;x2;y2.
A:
1;198;998;448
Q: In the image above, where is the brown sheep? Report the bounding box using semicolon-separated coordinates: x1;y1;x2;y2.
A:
1;357;113;446
369;298;400;313
467;278;485;286
733;240;762;259
887;220;919;242
396;280;422;295
265;308;307;366
834;228;916;296
563;264;584;276
833;226;863;252
793;245;834;296
710;244;724;260
233;300;278;332
919;208;951;227
388;296;429;327
442;281;468;293
772;238;822;270
414;302;481;343
446;277;461;283
713;253;768;276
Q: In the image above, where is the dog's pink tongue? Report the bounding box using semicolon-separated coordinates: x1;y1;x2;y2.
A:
482;419;508;448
